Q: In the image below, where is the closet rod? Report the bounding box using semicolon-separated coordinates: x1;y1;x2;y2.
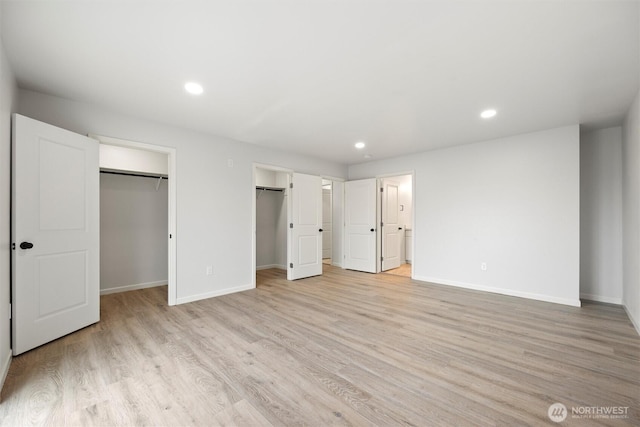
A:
100;170;168;180
255;186;284;192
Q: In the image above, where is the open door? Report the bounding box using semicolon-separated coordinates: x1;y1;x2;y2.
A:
12;114;100;355
288;172;322;280
344;178;377;273
381;178;401;271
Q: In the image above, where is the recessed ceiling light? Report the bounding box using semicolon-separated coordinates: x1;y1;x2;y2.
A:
480;109;497;119
355;141;366;149
185;82;204;95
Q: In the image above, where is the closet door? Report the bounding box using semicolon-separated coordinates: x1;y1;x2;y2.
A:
12;114;100;355
288;173;322;280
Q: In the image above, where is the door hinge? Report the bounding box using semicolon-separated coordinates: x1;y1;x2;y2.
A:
290;223;293;228
290;183;293;189
381;256;384;262
169;234;172;239
381;221;384;227
11;243;15;250
289;263;293;268
380;187;384;192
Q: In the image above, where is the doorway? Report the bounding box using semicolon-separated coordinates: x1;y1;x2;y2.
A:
343;172;414;277
380;174;413;277
322;179;333;265
92;135;177;305
252;165;326;285
255;166;289;274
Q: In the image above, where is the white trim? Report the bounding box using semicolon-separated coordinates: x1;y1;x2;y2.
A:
100;280;166;295
256;264;286;271
624;304;640;336
176;283;254;305
0;349;11;395
90;134;178;306
580;293;622;305
414;275;582;307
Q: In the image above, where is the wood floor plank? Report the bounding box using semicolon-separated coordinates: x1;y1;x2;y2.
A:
1;266;639;426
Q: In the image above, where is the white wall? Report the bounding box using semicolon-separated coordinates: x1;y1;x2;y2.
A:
100;173;168;293
255;169;277;188
100;144;168;176
580;127;623;304
622;89;640;334
0;22;17;392
17;89;347;304
349;126;581;306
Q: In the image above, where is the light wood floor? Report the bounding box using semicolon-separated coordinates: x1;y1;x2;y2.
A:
383;263;412;278
1;266;639;426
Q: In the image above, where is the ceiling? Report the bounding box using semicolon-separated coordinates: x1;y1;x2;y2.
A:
1;1;638;165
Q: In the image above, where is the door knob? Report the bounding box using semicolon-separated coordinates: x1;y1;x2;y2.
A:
398;227;403;230
370;228;375;232
319;228;323;232
20;242;34;250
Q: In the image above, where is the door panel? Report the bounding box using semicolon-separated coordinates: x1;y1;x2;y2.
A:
12;114;100;355
289;173;322;280
382;179;401;271
344;178;377;273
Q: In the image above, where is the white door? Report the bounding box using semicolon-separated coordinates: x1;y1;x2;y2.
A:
344;178;377;273
381;178;401;271
322;187;332;259
288;173;322;280
12;114;100;355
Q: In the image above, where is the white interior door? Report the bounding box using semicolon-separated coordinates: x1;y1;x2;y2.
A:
344;178;377;273
12;114;100;355
288;173;322;280
322;187;332;259
381;178;401;271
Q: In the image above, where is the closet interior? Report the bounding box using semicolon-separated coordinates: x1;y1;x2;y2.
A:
99;144;169;295
255;168;289;271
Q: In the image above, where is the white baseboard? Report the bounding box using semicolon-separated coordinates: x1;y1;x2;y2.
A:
100;280;167;295
624;304;640;336
580;293;622;305
256;264;286;271
0;349;11;399
176;283;254;305
413;275;582;307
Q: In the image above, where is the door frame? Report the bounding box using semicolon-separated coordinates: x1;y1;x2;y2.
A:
376;171;415;277
90;135;178;306
252;163;293;288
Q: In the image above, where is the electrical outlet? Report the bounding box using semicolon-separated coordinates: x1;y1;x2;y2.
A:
481;262;487;271
206;266;213;276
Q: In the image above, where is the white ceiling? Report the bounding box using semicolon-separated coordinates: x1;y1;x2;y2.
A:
1;1;638;165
